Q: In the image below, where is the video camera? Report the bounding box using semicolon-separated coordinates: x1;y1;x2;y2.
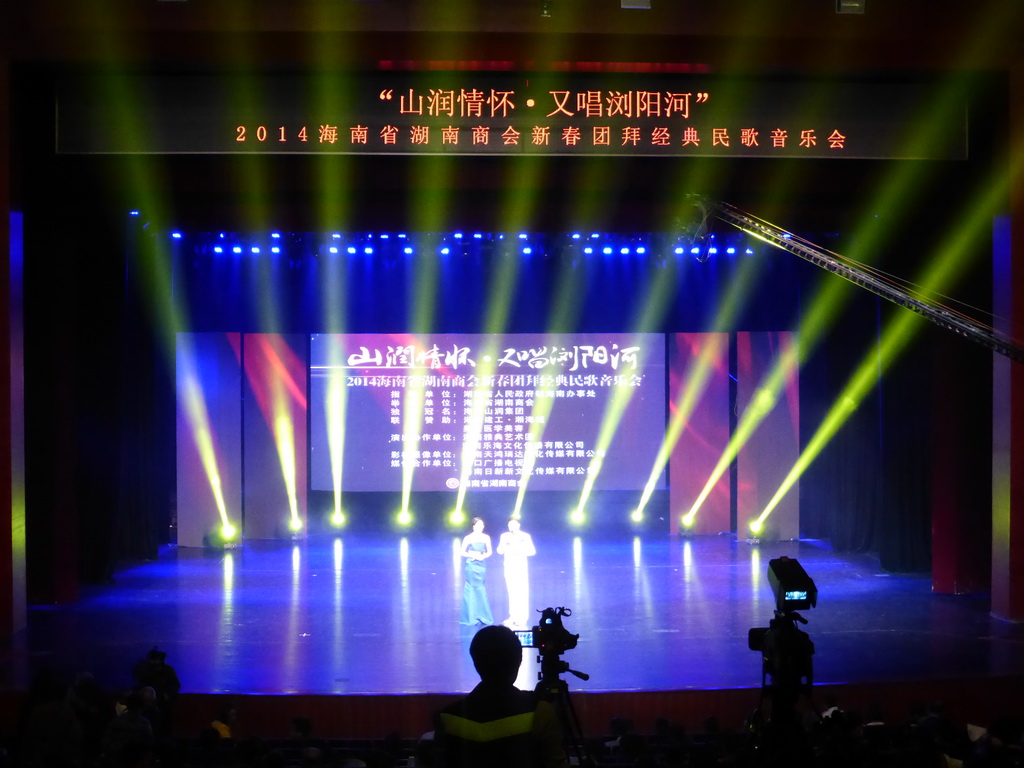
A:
748;557;816;694
766;556;817;613
522;607;589;764
516;606;579;656
535;606;579;655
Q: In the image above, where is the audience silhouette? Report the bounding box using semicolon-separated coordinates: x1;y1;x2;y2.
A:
5;650;1023;768
132;648;180;736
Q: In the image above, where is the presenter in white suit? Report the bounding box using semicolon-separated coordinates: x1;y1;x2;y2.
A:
497;516;536;630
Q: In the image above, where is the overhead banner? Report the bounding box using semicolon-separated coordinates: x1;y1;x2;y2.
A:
56;72;966;159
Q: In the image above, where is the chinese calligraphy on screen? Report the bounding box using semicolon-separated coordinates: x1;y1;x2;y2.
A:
308;333;667;492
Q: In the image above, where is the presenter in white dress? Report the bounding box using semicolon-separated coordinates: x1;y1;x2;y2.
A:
497;516;536;630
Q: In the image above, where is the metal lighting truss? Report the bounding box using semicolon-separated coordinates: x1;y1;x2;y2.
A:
704;199;1024;364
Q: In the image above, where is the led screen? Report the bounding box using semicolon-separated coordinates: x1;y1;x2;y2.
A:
309;333;666;492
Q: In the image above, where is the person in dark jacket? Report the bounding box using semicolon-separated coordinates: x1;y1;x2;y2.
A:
434;625;566;768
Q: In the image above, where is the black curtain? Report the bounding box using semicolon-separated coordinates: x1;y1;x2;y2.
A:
800;291;932;573
111;230;175;567
23;214;173;595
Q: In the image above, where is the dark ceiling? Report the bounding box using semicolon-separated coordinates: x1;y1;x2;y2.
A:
4;0;1023;72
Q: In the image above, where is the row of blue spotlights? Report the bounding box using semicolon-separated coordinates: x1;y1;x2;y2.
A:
170;231;757;259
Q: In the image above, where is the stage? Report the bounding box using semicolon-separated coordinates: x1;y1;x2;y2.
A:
8;533;1024;709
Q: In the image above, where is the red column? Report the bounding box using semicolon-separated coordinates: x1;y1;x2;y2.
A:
931;336;989;595
990;63;1024;621
0;55;28;637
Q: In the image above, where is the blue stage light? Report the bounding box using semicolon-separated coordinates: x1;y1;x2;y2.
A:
440;247;450;255
571;233;581;240
709;247;718;254
523;247;532;255
364;247;373;254
473;233;483;239
518;233;528;240
454;232;464;239
403;246;413;255
746;248;755;255
332;233;341;239
602;246;613;255
347;246;357;255
171;232;182;239
271;247;280;254
726;247;736;254
129;210;140;217
271;232;281;239
674;246;684;255
690;246;701;255
637;246;646;255
213;246;223;254
251;246;260;254
584;247;594;255
620;247;629;255
329;246;339;254
232;246;242;254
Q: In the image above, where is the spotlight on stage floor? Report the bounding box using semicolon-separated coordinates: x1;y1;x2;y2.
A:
206;523;241;550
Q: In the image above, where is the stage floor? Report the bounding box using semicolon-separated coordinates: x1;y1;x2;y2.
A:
8;535;1024;698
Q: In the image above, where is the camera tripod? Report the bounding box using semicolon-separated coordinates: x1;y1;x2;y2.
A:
535;654;592;766
752;611;815;762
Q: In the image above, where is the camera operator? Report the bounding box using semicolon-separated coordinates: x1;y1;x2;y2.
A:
432;625;568;768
